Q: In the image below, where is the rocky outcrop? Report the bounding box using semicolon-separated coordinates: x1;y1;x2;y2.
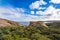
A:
0;18;23;27
29;21;48;28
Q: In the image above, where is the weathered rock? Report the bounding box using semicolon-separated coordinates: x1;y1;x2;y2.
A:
29;21;48;28
0;18;23;27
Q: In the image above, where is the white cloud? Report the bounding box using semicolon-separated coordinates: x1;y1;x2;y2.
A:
43;5;55;14
49;9;60;20
29;1;40;9
16;8;25;13
0;7;26;21
36;11;43;15
29;0;47;10
0;6;49;22
36;5;55;15
37;5;60;21
0;6;45;22
50;0;60;4
38;7;46;10
29;0;60;21
1;5;60;22
31;11;34;14
43;6;60;20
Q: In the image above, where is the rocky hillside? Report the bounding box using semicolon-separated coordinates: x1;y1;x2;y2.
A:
29;21;48;28
0;18;49;28
0;18;23;27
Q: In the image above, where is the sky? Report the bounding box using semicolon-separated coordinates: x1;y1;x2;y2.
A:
0;0;60;22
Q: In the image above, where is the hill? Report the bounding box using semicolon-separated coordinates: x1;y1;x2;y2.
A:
29;21;48;28
0;18;60;40
0;18;49;28
0;18;23;27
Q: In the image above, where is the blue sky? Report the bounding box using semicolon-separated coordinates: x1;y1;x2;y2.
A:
0;0;60;22
0;0;37;9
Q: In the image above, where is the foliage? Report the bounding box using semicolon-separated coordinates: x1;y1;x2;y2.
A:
0;25;60;40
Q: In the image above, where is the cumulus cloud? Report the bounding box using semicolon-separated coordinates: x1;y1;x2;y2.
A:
0;6;49;22
0;6;45;22
0;7;26;21
44;5;60;20
31;11;34;14
36;5;55;15
30;5;60;21
16;8;25;13
50;0;60;4
20;5;60;21
35;5;60;20
29;0;47;10
1;5;60;22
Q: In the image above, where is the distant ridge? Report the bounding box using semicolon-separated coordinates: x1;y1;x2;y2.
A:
0;18;24;27
29;21;48;28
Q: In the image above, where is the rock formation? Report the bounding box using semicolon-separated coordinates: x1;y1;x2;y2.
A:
29;21;48;28
0;18;23;27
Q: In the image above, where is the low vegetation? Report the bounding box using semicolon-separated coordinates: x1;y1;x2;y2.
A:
0;24;60;40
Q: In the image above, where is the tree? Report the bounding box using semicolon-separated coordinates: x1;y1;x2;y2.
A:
31;33;51;40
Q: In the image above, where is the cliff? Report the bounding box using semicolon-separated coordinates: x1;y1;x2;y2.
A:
0;18;23;27
29;21;48;28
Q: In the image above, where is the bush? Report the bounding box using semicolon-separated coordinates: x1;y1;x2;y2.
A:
0;25;60;40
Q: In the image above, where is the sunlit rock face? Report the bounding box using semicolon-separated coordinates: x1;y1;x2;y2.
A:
29;21;48;28
0;18;24;27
